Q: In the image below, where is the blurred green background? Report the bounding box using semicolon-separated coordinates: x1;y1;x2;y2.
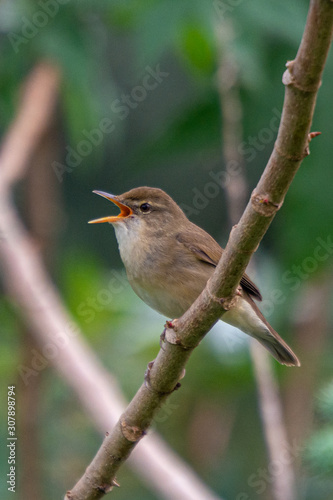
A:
1;0;333;499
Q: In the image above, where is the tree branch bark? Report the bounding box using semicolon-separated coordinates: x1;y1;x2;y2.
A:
65;1;333;498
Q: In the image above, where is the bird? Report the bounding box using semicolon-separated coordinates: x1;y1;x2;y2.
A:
89;186;300;367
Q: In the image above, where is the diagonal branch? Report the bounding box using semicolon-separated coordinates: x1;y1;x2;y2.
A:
66;0;333;498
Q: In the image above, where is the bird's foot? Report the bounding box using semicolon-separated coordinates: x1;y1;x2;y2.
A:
160;330;166;349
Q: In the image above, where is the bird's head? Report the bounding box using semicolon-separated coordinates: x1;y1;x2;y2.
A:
89;187;187;230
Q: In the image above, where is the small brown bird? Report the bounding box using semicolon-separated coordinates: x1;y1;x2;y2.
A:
89;187;300;367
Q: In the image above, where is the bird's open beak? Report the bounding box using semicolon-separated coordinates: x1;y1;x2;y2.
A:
88;190;133;224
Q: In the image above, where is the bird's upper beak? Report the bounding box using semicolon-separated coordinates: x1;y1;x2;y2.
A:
88;190;133;224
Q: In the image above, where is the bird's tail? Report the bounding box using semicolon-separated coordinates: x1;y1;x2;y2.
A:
248;297;300;367
223;294;301;367
255;326;300;366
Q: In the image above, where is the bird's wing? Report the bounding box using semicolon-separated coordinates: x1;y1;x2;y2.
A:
239;274;262;301
176;228;262;301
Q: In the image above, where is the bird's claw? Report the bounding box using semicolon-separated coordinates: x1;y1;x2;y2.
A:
160;330;166;349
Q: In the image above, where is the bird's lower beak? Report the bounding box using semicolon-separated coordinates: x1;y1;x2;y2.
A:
88;190;133;224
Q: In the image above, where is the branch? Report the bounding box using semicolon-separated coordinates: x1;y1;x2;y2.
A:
66;1;333;498
251;345;296;500
0;62;61;188
215;22;248;224
0;65;222;500
285;279;330;443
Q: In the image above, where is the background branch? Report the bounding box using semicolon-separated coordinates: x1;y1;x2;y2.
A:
216;21;296;500
0;62;61;188
66;1;333;498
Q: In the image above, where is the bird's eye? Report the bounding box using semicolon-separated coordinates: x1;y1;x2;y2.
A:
140;202;151;213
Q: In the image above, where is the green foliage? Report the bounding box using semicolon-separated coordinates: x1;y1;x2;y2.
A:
178;22;216;75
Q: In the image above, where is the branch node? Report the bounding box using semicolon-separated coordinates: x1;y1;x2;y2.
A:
163;320;198;350
144;361;182;394
165;319;177;330
97;482;116;494
164;327;193;350
120;418;145;443
251;192;283;217
308;131;321;141
206;284;238;311
305;131;322;156
283;60;321;93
